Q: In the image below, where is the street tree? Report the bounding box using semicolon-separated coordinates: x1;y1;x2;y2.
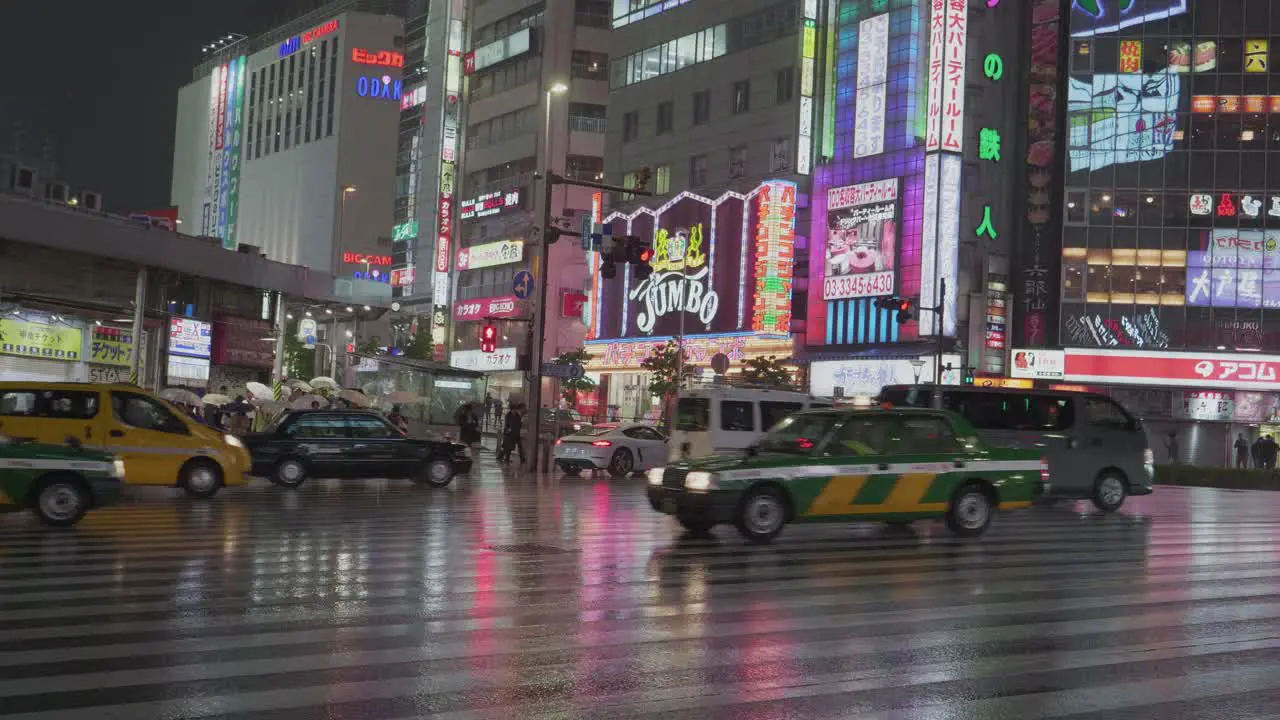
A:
552;348;596;409
641;341;695;429
740;355;793;388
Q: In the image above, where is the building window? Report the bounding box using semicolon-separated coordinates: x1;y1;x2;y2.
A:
776;66;794;104
656;101;674;134
622;110;639;142
732;80;750;114
729;145;747;178
566;154;605;182
574;0;610;27
690;154;708;186
571;50;609;81
770;136;791;172
692;89;710;125
655;164;670;194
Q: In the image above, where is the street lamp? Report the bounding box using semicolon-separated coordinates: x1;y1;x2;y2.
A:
542;82;569;180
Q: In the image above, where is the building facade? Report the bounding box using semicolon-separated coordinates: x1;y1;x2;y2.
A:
171;2;405;301
1009;1;1280;464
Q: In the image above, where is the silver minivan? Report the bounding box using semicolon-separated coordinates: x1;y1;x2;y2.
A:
879;385;1153;511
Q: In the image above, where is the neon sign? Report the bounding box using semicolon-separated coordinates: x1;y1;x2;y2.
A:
631;224;719;335
352;48;405;68
343;253;392;266
459;190;520;220
279;19;339;57
752;180;797;335
356;75;402;101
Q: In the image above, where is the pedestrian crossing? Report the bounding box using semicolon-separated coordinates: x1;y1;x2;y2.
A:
2;467;1280;719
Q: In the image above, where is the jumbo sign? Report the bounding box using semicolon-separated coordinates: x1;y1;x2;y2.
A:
629;224;719;334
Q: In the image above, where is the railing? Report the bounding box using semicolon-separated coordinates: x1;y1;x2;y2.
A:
568;115;607;133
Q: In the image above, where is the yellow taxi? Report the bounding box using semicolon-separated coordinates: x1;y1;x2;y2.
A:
0;382;251;497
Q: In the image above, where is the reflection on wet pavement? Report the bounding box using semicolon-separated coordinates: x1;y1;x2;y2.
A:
3;462;1280;719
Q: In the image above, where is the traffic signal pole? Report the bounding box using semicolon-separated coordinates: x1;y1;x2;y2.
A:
527;171;652;473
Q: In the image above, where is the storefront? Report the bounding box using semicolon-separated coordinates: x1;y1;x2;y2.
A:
0;311;87;382
354;353;485;426
1056;2;1280;355
1012;346;1280;466
448;346;522;403
209;314;273;391
582;180;800;422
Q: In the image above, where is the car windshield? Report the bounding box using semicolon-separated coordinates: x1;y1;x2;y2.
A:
755;413;843;454
571;426;615;437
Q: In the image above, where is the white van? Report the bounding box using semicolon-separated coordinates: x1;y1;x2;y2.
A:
670;387;831;460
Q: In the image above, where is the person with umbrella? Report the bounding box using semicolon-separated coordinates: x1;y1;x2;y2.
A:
224;395;255;436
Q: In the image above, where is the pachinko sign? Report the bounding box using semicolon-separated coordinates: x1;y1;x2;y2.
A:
631;223;719;334
823;178;900;300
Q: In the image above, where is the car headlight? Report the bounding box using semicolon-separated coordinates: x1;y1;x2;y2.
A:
648;467;665;486
685;471;717;491
224;434;244;449
1143;448;1154;466
112;459;126;479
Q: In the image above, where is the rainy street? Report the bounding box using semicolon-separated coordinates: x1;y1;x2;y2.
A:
3;460;1280;719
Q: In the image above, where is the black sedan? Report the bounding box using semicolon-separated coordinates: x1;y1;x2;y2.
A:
242;409;472;488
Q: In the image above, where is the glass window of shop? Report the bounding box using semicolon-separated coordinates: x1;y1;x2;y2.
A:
1063;1;1280;352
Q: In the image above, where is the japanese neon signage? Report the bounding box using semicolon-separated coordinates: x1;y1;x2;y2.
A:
279;19;339;57
752;181;797;335
343;253;392;266
356;75;402;101
797;4;817;175
853;14;889;158
351;48;405;68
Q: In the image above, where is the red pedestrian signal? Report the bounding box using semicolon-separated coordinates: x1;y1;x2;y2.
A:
480;323;498;353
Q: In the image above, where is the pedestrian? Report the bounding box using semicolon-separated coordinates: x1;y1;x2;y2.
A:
500;402;525;465
1266;435;1279;470
492;396;503;427
387;404;408;434
1165;430;1179;464
455;401;481;450
1235;433;1250;469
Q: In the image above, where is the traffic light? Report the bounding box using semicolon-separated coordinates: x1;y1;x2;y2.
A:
874;296;914;324
626;236;654;280
480;322;498;353
963;368;975;385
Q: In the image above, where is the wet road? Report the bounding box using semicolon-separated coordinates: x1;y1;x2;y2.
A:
3;461;1280;719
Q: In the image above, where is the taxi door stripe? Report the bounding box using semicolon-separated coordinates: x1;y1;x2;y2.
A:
806;475;869;517
855;473;948;514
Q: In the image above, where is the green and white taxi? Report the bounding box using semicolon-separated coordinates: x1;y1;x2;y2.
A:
647;408;1048;543
0;436;125;526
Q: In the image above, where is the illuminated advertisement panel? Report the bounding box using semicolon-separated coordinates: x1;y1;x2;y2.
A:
823;178;899;301
853;13;889;158
1067;72;1179;172
752;181;797;335
219;57;246;251
1069;0;1187;38
592;182;789;340
457;239;524;271
1186;230;1280;309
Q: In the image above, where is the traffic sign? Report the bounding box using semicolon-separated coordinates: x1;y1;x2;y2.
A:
542;362;585;380
512;270;534;300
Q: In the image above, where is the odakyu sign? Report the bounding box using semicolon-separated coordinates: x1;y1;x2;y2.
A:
591;182;798;341
356;75;402;102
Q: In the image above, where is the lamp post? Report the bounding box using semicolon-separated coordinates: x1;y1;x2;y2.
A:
528;81;569;472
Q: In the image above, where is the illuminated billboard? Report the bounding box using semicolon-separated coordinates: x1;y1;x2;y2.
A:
1067;72;1180;172
1186;230;1280;309
823;178;899;300
1069;0;1187;38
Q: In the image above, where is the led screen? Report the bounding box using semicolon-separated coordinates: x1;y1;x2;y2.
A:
1067;72;1180;172
1069;0;1188;38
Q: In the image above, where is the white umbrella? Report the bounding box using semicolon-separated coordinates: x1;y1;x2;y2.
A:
286;379;313;393
202;393;233;407
385;391;421;404
160;388;202;405
310;376;338;390
339;389;372;407
291;394;328;410
245;381;273;400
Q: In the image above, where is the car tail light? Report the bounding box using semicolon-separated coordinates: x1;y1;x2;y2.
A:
591;440;613;447
555;438;563;445
1040;457;1050;483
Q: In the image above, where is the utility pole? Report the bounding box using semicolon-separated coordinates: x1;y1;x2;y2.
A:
930;277;946;409
528;171;651;472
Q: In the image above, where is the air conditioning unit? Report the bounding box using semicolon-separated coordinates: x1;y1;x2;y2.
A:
8;165;36;193
44;182;69;203
79;191;103;211
237;243;263;255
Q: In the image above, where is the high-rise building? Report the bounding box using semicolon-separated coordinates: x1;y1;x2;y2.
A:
170;1;406;300
586;0;818;419
391;0;612;402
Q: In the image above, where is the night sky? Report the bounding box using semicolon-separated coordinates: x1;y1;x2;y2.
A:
0;1;327;213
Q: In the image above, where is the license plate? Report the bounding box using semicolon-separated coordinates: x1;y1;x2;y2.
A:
560;447;582;458
662;498;678;513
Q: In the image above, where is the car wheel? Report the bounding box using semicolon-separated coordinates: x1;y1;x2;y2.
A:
559;464;583;477
273;458;308;488
607;448;634;478
945;484;994;537
31;476;90;527
1092;472;1127;513
677;511;715;534
180;460;223;498
734;486;788;544
416;459;454;487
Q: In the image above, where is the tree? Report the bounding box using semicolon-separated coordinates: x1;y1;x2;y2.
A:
552;349;596;407
740;355;794;388
356;335;384;355
641;341;695;428
401;325;435;361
